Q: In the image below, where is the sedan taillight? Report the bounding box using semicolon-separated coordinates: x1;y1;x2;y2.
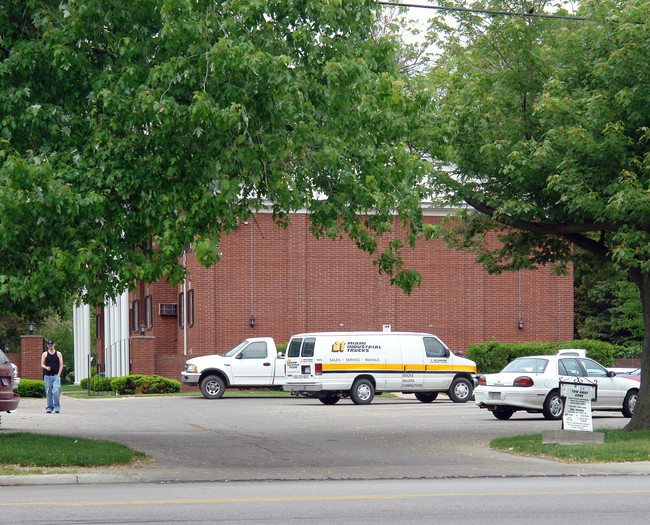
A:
513;376;534;387
478;376;486;386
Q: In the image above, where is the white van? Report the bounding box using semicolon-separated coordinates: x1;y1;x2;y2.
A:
283;332;477;405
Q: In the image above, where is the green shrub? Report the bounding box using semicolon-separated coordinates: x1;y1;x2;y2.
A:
613;343;642;360
467;339;625;374
79;376;114;392
15;379;45;398
110;375;181;395
276;343;287;356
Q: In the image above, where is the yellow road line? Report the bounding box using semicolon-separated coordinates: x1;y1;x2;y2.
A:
3;489;650;507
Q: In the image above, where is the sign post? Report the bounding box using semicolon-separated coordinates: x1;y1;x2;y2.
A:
559;379;597;432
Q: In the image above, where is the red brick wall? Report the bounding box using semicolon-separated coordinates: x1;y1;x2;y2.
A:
19;335;45;380
130;336;155;375
104;211;575;382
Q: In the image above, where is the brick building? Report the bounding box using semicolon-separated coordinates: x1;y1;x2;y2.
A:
92;208;573;388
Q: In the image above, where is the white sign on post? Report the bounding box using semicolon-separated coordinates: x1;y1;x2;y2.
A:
560;380;597;432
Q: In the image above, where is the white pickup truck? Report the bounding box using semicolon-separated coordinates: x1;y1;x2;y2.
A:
181;337;285;399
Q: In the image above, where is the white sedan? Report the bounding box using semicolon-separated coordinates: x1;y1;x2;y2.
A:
474;354;639;420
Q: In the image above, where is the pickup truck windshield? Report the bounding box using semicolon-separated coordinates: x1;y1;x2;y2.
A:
223;341;248;357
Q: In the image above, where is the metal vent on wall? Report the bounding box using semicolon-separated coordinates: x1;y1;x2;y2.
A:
159;304;177;316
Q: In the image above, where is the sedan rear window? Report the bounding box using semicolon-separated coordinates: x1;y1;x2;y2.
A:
502;358;548;374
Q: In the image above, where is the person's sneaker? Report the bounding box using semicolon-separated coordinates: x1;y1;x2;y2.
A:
54;410;59;413
46;410;52;414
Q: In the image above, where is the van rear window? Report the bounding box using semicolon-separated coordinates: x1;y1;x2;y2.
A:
287;338;302;358
302;338;315;357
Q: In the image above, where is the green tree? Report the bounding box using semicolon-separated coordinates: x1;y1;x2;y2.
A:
574;265;643;350
427;0;650;430
0;0;430;317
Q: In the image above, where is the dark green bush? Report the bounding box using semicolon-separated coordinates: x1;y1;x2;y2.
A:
276;343;287;355
15;379;45;398
467;339;625;374
110;375;181;395
79;376;114;392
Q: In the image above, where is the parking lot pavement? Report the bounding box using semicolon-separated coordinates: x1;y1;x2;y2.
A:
1;395;649;485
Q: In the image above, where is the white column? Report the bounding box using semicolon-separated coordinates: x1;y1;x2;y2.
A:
119;291;130;375
73;303;91;384
104;291;130;377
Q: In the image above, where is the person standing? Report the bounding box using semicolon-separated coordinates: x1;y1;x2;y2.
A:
41;339;63;413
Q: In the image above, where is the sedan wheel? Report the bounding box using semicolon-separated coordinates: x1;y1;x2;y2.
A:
542;390;564;420
492;407;516;420
622;390;638;418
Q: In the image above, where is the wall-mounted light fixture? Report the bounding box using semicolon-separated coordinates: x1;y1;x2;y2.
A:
140;322;146;336
518;319;524;330
250;316;255;328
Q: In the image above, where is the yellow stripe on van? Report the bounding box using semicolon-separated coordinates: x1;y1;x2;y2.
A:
322;363;476;373
322;364;393;371
426;364;477;373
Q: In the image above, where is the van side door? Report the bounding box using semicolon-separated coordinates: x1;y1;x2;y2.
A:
423;336;453;390
398;335;427;391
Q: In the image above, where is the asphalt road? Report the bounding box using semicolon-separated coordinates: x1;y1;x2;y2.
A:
1;394;648;484
2;476;650;524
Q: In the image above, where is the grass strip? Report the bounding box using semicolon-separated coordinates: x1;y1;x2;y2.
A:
491;429;650;463
0;433;147;468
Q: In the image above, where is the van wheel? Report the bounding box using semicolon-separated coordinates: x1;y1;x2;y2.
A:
542;390;564;420
448;377;472;403
414;392;438;403
200;375;226;399
350;379;374;405
319;393;341;405
622;390;638;418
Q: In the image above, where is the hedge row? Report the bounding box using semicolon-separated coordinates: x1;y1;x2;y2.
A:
80;376;114;391
15;379;46;398
466;339;626;374
17;375;181;397
110;375;181;395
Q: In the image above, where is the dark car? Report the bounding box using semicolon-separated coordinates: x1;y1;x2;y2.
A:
618;368;641;382
0;349;20;413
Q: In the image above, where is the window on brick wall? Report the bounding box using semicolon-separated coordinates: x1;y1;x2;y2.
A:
178;293;184;328
131;300;139;333
188;289;194;327
145;295;153;328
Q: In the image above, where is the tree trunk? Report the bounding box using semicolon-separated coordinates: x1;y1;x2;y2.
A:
623;272;650;431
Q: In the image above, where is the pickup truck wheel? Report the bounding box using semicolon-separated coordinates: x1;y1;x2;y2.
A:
319;393;341;405
448;377;472;403
350;379;374;405
414;392;438;403
200;375;226;399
